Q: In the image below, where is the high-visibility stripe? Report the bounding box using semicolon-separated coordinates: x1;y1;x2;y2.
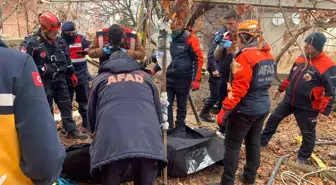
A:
130;38;135;50
71;58;86;63
98;35;104;48
0;94;15;106
69;43;82;48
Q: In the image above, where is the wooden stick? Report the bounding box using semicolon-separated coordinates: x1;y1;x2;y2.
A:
188;92;202;125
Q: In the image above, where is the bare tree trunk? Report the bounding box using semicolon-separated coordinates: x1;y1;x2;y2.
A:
22;3;29;34
16;9;21;37
0;2;20;30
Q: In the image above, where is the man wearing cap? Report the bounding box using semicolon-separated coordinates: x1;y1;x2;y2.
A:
261;32;336;164
61;21;92;130
20;12;87;139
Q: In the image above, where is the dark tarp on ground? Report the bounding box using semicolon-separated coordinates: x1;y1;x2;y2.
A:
167;126;225;177
61;126;224;182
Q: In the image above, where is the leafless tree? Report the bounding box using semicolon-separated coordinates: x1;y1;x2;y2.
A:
87;0;141;29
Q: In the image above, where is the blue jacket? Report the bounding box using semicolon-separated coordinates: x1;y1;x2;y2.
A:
207;28;225;73
211;27;234;80
153;30;204;83
88;52;167;177
0;47;65;185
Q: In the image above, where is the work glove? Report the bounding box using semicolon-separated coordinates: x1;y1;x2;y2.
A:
151;69;157;76
218;40;232;49
103;44;113;55
191;80;201;91
120;48;127;53
217;108;231;126
71;74;78;87
213;34;221;43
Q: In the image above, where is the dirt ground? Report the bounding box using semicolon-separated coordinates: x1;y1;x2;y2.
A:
58;66;336;185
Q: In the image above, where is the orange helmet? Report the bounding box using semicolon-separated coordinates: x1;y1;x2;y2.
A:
237;20;261;37
39;12;61;31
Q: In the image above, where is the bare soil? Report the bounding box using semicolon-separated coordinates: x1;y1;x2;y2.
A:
57;67;336;185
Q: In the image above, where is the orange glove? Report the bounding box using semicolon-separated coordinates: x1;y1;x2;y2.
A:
191;80;200;91
71;74;78;87
217;108;231;126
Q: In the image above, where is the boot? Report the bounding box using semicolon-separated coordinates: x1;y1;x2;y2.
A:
67;129;88;140
239;172;256;185
210;102;221;114
199;106;215;122
296;158;308;165
60;128;67;135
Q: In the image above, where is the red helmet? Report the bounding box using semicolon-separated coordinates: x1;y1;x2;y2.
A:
39;12;61;31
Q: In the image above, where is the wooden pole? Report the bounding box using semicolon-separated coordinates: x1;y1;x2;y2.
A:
158;28;169;185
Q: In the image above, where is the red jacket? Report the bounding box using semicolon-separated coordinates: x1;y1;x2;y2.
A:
96;26;138;50
279;53;336;116
222;42;275;115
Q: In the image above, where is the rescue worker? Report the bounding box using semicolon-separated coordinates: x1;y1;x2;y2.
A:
151;26;204;129
20;12;87;139
212;20;275;185
261;32;336;164
88;24;145;64
0;43;65;184
206;9;241;133
61;21;92;129
199;10;240;122
214;10;241;113
87;25;167;185
198;28;225;122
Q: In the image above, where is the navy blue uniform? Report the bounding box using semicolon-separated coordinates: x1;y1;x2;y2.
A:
20;30;77;132
88;52;167;183
203;29;224;109
63;34;92;128
153;30;204;128
261;53;336;161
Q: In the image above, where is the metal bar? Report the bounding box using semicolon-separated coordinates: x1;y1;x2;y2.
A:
267;154;290;185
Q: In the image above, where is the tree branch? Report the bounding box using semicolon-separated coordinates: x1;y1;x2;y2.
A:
279;2;308;68
274;25;312;82
0;1;21;29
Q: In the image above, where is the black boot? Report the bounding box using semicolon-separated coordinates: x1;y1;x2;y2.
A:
239;172;255;185
67;129;88;140
210;103;221;114
199;106;215;122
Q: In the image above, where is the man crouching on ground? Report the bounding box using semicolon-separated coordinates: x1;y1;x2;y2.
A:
87;24;167;185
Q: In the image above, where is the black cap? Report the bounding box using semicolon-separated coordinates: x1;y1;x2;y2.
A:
304;32;327;52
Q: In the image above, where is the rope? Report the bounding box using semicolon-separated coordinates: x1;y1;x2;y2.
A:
281;167;336;185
